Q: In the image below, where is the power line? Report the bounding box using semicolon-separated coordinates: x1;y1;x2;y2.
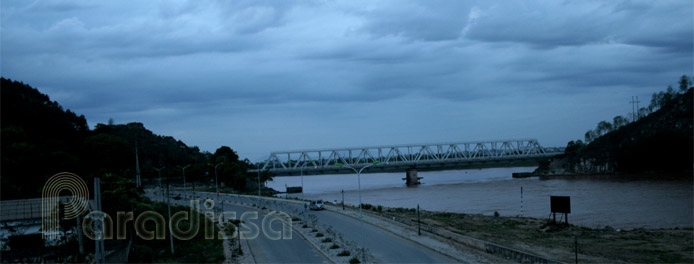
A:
630;96;640;121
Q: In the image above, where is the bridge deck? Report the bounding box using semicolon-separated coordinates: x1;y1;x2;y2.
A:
252;139;564;176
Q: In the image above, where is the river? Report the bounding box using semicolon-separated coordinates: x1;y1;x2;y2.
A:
266;166;693;229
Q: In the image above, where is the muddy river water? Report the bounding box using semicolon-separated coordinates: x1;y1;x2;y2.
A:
267;166;692;229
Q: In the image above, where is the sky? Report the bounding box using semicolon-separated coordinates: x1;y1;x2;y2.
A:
1;0;692;161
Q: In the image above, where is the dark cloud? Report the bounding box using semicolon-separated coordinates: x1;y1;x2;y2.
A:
463;1;693;52
357;0;474;41
1;0;692;159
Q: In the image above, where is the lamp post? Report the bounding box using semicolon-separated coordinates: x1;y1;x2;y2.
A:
179;165;190;195
337;160;380;262
208;162;223;195
257;160;268;197
154;167;165;189
257;162;262;197
300;165;303;199
300;160;317;201
208;162;223;216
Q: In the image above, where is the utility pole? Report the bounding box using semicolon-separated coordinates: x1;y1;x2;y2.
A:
166;181;174;254
77;214;84;254
630;96;640;121
257;162;262;197
417;204;421;236
155;167;165;189
135;142;141;187
94;178;105;264
575;237;578;264
521;186;524;217
179;165;190;196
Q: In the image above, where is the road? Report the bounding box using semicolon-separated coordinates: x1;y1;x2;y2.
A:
188;191;460;263
148;191;330;264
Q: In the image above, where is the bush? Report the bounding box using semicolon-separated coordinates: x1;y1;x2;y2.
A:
321;238;332;243
302;224;308;228
494;211;500;217
310;228;318;233
292;217;300;221
316;233;324;237
337;250;351;256
377;205;383;213
436;212;453;218
330;244;340;249
349;257;361;264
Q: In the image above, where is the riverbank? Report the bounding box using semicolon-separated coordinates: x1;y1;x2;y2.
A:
534;171;694;181
357;203;693;263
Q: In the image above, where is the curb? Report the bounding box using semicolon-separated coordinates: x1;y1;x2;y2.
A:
218;199;337;264
321;205;471;263
328;204;565;264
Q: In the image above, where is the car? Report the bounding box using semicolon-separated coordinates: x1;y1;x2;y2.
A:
308;200;325;210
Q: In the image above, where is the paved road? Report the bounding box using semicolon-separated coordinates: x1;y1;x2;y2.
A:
223;202;329;264
148;192;330;264
187;191;459;263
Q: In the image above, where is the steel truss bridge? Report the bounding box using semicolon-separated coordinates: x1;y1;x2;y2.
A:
252;139;564;176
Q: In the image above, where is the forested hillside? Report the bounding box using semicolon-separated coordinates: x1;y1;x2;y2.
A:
536;76;693;176
1;77;260;199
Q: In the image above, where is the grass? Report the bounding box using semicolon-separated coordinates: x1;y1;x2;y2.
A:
383;206;694;263
130;202;226;263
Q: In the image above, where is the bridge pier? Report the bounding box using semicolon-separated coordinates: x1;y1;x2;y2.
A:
403;168;422;186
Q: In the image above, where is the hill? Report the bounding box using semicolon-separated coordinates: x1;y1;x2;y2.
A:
1;77;256;199
535;83;693;177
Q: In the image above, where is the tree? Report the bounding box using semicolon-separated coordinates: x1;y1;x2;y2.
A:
638;107;649;119
613;116;628;129
83;133;131;173
212;146;239;164
662;86;675;104
649;93;658;112
584;130;597;143
679;75;691;92
596;121;613;136
565;140;585;156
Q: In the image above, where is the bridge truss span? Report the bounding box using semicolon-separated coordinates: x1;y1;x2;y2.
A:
257;139;564;176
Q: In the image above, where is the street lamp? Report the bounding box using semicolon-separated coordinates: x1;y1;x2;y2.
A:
154;167;166;189
208;162;223;195
337;160;380;262
256;161;266;197
300;160;317;201
178;165;190;195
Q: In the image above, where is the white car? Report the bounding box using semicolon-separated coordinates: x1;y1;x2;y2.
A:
308;200;325;210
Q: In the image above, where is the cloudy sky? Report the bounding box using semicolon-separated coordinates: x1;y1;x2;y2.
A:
2;0;692;161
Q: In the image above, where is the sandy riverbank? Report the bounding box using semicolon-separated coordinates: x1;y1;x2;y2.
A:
355;203;693;263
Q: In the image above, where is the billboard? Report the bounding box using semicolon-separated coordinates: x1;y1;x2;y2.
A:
550;196;571;214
